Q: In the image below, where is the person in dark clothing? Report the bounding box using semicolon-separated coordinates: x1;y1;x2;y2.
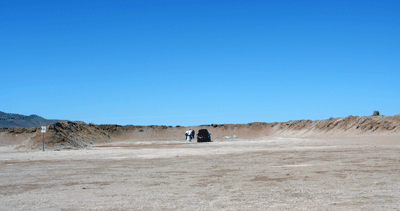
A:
191;129;195;139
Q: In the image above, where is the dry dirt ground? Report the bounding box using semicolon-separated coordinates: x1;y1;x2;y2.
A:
1;136;400;210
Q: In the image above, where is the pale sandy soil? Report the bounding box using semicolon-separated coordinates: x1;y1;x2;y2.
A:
1;136;400;210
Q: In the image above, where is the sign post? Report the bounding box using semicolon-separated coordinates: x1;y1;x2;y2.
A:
41;126;46;151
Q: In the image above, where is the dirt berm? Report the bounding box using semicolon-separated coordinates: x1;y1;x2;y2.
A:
1;115;399;150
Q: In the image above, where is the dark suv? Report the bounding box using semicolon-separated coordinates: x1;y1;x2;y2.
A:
197;129;211;142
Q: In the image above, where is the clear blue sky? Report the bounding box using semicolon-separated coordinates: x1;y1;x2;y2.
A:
1;0;399;126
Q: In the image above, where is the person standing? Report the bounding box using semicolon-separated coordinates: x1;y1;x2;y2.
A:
185;129;192;142
191;129;195;139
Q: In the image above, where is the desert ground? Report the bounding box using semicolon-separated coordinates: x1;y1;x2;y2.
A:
1;135;400;210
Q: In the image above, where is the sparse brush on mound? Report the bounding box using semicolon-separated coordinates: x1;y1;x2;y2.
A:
27;121;111;150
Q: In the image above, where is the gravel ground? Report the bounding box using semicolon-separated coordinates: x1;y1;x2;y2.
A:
1;137;400;210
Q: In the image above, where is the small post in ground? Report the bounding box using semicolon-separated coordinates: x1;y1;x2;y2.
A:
41;126;46;151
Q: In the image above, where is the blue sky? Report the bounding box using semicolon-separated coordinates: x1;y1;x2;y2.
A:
1;0;399;126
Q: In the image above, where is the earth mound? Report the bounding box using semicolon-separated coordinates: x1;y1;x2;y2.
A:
1;115;399;150
17;121;111;150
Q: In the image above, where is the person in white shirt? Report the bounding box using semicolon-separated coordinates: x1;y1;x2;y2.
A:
185;129;193;142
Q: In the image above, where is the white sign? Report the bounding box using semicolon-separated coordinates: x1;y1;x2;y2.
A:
41;126;46;133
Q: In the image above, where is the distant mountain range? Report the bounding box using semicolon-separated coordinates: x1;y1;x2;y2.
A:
0;111;66;127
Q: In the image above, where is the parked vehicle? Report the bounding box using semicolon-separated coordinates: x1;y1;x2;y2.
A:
197;129;211;142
